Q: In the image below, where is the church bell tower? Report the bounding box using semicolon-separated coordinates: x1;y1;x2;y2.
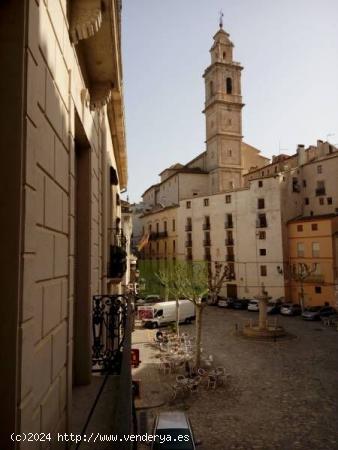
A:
203;17;244;194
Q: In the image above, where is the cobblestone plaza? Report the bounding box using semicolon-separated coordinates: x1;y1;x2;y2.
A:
133;307;338;450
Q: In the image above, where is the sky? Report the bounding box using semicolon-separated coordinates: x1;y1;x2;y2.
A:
121;0;338;202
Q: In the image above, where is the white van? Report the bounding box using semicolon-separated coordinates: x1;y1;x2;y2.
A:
141;300;195;329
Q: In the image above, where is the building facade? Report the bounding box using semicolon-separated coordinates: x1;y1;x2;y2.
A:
177;177;285;300
0;0;131;447
288;215;338;307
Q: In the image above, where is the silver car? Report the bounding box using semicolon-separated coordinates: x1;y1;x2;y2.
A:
151;411;198;449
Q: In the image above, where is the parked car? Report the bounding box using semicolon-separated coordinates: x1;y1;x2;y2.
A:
217;297;235;308
247;300;259;312
232;299;249;310
151;411;199;449
267;299;283;315
302;306;322;320
280;303;302;316
319;306;336;317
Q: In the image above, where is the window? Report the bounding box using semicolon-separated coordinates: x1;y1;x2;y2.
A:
228;149;232;157
186;201;191;209
312;242;320;257
259;231;266;240
225;213;233;228
311;223;318;231
315;286;322;294
164;242;167;255
225;195;231;204
297;225;303;232
148;224;152;232
172;219;176;231
156;223;159;233
258;180;263;188
204;198;209;207
317;165;322;174
259;249;266;256
316;181;326;196
173;240;176;254
257;213;267;228
305;198;309;205
156;242;159;252
222;51;226;59
164;221;167;232
303;180;307;187
327;197;332;205
260;265;267;276
297;242;304;257
226;77;232;94
257;198;265;209
292;177;300;192
319;198;324;205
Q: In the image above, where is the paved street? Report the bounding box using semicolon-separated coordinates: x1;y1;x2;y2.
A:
132;306;338;450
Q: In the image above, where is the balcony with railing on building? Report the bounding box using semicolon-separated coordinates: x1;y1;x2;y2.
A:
158;231;168;239
185;218;192;231
315;182;326;196
203;216;211;230
203;238;211;247
224;214;233;228
107;228;127;282
225;237;234;246
228;263;236;280
226;253;235;262
256;213;267;228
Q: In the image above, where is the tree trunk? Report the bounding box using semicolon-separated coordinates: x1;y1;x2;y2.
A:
195;305;203;367
176;298;180;337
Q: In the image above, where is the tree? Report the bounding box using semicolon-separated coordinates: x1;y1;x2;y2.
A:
156;262;181;335
156;261;209;367
290;262;317;312
207;261;234;305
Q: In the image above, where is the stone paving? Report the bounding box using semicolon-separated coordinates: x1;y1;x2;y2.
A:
132;307;338;450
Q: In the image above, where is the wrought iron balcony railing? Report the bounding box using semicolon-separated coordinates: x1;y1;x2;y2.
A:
203;239;211;246
185;224;192;231
92;294;128;374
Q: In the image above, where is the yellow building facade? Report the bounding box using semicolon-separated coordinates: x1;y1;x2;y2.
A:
288;215;338;307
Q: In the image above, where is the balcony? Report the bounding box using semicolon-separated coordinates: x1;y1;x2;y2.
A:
107;229;127;282
185;224;192;231
303;274;325;283
203;239;211;247
315;187;326;196
225;238;234;245
224;221;233;229
203;223;210;230
256;220;267;228
226;254;235;262
185;240;193;248
158;231;168;238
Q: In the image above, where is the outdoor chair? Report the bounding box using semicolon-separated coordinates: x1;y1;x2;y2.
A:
207;375;217;390
160;360;172;375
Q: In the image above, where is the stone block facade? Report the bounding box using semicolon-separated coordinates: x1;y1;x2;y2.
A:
0;0;129;447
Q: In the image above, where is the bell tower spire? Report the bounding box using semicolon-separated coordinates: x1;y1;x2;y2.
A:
203;25;244;194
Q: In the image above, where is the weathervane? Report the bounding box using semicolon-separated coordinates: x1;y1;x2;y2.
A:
219;10;224;28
